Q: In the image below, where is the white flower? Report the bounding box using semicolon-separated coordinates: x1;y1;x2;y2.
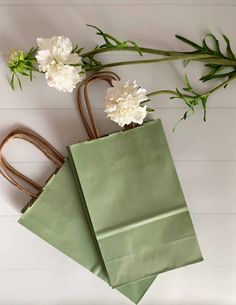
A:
104;80;148;127
45;63;85;93
36;36;80;70
36;36;85;92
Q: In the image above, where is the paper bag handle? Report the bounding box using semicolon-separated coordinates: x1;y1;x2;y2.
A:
0;127;64;198
77;71;120;140
0;71;120;197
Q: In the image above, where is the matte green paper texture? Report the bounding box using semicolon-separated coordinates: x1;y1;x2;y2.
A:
68;119;203;288
18;160;155;304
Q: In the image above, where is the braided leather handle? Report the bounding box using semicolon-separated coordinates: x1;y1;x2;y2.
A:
77;71;120;140
0;127;64;198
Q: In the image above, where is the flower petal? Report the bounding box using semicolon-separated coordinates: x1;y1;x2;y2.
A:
104;80;148;127
66;53;82;65
36;49;54;72
132;105;147;125
36;36;85;92
51;36;73;63
37;37;51;50
37;36;74;64
45;63;85;93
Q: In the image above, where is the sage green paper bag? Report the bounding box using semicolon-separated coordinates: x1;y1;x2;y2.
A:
19;160;155;302
0;128;155;304
68;119;203;288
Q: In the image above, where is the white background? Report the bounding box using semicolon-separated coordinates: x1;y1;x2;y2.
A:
0;1;236;304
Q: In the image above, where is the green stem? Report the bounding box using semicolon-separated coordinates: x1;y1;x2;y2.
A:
207;75;236;94
81;46;182;58
146;75;236;99
147;89;177;98
84;54;222;72
81;46;236;67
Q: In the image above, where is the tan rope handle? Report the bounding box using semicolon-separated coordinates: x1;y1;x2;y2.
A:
77;71;121;140
0;127;64;198
0;71;119;196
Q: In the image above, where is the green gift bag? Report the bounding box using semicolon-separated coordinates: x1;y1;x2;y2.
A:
0;74;156;304
68;77;203;288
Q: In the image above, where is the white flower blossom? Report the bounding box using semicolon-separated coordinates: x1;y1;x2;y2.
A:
104;80;148;127
36;36;85;92
45;63;85;93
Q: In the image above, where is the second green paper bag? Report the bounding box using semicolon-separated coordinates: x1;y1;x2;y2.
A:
17;155;155;304
0;126;156;304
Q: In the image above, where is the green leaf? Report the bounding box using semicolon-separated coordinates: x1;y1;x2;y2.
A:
87;24;111;45
29;69;33;81
76;47;84;54
125;40;143;56
19;50;24;61
15;73;22;90
175;34;202;50
146;107;154;112
201;95;208;121
184;74;192;90
201;70;236;82
173;111;189;132
27;47;38;57
200;67;219;82
170;75;209;128
222;34;235;60
140;98;151;104
10;73;15;90
72;44;78;53
30;66;39;72
87;24;120;46
7;46;39;90
203;34;222;56
183;59;191;68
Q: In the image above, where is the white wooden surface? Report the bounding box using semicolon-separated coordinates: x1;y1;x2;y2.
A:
0;1;236;304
